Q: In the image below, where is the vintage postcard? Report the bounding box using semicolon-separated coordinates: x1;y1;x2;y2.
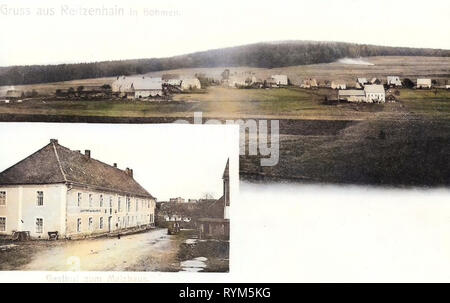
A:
0;0;449;286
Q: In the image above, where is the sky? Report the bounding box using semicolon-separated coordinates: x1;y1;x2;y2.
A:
0;0;449;66
0;123;239;201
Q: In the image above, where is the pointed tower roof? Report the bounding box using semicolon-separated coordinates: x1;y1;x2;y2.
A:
222;158;229;180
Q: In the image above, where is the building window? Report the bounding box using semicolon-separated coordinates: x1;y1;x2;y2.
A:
99;195;103;207
89;217;93;230
77;218;82;232
99;217;103;229
0;191;6;206
127;197;131;212
89;194;93;207
37;191;44;206
109;196;113;208
118;197;121;212
0;217;6;231
136;199;139;211
77;193;82;207
36;218;43;233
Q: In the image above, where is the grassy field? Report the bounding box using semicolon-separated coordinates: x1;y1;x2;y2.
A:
3;86;442;121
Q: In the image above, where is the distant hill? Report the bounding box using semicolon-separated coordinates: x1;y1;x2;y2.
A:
1;41;449;86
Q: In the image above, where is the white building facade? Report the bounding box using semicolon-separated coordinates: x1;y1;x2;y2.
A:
0;139;156;239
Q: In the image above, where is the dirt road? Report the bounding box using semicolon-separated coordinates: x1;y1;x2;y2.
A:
19;228;181;271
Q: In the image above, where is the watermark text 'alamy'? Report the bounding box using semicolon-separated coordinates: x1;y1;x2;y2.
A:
175;112;279;167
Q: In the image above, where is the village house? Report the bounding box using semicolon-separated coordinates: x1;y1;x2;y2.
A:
130;77;163;99
112;76;163;99
163;76;202;91
300;78;318;89
169;197;185;203
338;84;386;103
5;90;24;100
227;75;257;88
271;74;288;86
417;78;432;89
331;80;347;90
370;77;381;84
387;76;402;87
357;78;368;86
0;139;156;239
338;90;366;102
197;159;230;240
181;78;201;91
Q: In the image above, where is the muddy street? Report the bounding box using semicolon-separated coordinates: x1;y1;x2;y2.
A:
18;228;181;271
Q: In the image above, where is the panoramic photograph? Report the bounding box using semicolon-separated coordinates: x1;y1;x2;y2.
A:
0;123;237;272
0;1;448;187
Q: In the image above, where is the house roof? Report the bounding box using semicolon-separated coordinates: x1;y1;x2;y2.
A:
6;90;23;98
131;77;162;90
301;79;318;86
0;139;154;199
223;158;229;180
364;84;385;94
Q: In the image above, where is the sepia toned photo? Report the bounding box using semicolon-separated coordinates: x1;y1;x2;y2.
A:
0;123;238;272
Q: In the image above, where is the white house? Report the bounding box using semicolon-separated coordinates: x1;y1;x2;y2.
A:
364;84;385;103
300;78;318;89
0;139;156;239
111;76;133;94
357;78;368;86
338;90;366;102
271;75;288;86
387;76;402;87
227;75;257;88
417;78;432;89
130;77;163;98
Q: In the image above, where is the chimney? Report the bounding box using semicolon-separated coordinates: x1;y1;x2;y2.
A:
85;150;91;159
50;139;58;144
113;163;117;168
75;150;81;153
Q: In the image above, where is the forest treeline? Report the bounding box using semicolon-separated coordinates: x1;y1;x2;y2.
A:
1;41;449;85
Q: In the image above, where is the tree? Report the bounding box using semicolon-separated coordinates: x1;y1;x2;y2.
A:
76;85;84;92
403;78;415;89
